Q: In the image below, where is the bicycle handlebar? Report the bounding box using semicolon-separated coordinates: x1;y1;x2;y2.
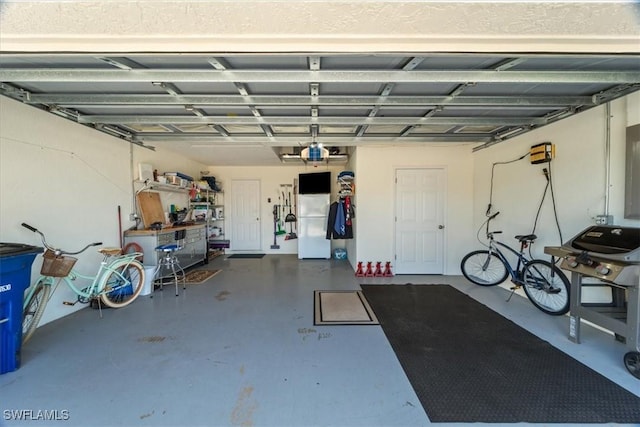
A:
21;222;38;233
484;211;500;238
22;222;102;255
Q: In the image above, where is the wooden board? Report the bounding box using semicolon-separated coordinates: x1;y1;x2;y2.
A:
136;192;165;228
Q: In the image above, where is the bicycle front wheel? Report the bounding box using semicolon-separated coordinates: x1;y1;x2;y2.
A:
461;250;508;286
522;260;570;315
23;278;51;344
99;260;145;308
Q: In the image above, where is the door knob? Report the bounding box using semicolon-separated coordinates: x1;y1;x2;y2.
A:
438;225;445;229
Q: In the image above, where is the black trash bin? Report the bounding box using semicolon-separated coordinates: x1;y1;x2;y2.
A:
0;243;43;374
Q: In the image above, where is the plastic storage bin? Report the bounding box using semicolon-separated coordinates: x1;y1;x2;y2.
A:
333;248;347;260
0;243;43;374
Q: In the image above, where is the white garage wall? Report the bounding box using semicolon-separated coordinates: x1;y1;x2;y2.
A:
207;165;347;255
345;149;359;269
2;89;638;327
353;144;475;275
471;95;640;268
350;92;639;276
0;96;206;325
628;91;640;125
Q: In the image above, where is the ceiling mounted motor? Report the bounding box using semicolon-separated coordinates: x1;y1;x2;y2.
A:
279;144;348;164
300;142;329;163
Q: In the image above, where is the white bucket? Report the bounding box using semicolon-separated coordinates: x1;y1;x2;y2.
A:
141;266;156;296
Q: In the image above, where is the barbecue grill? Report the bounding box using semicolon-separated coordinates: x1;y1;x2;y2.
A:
545;225;640;379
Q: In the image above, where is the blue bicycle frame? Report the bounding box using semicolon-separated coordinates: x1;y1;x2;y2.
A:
489;239;529;285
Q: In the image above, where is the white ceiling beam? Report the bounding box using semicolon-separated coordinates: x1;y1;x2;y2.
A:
133;135;491;146
4;69;638;83
209;125;229;136
79;115;548;126
150;82;181;96
26;94;598;107
94;56;144;70
308;56;321;71
402;57;425;70
492;58;528;71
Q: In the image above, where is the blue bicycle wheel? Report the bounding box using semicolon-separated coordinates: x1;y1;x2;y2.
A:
522;260;570;315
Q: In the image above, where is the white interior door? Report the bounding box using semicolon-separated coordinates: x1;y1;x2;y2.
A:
394;168;445;274
230;179;261;251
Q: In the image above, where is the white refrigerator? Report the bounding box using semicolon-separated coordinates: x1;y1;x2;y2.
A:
297;194;331;259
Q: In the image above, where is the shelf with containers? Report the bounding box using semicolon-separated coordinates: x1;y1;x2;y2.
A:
189;182;229;259
129;177;207;272
133;179;191;227
208;191;229;257
134;180;190;194
337;171;355;197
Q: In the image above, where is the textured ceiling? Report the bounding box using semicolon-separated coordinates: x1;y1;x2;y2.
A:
2;1;639;53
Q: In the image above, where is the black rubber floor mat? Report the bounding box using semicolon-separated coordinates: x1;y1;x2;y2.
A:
227;254;265;259
361;284;640;423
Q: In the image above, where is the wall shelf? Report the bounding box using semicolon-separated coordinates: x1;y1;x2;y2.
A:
135;180;189;194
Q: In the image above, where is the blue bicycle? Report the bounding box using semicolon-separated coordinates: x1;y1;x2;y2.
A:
460;212;570;315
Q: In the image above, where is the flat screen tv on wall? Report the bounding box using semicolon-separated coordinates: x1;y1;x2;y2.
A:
298;172;331;194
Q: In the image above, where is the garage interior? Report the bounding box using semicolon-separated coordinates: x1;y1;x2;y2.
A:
1;1;640;426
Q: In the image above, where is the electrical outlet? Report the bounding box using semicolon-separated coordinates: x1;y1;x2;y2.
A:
595;215;613;225
129;213;138;221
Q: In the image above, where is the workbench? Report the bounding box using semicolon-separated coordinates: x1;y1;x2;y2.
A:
124;224;207;272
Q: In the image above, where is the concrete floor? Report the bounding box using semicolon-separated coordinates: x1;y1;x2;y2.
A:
1;254;639;427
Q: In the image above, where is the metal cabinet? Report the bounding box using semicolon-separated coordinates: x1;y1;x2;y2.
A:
177;226;207;268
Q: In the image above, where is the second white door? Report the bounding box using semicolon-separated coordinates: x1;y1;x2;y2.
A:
230;179;261;251
394;168;445;274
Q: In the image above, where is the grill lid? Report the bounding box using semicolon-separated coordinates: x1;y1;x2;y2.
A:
564;225;640;262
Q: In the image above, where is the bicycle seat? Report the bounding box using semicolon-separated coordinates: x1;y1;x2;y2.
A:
515;234;537;243
99;247;122;256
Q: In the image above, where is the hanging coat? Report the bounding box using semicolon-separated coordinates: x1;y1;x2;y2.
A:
326;200;353;239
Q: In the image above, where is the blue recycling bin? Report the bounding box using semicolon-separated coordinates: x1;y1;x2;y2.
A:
0;243;43;374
